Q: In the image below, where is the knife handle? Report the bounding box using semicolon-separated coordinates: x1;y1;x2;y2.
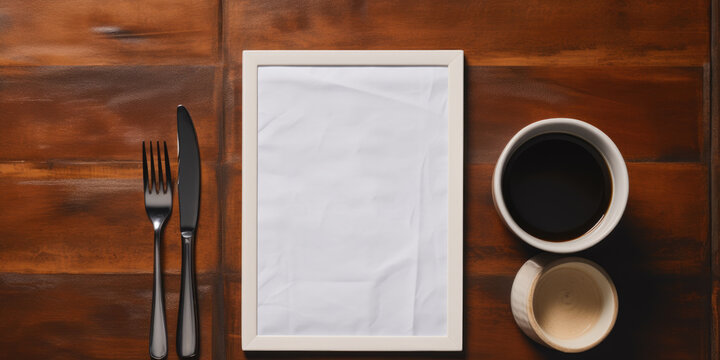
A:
150;230;168;360
177;233;199;359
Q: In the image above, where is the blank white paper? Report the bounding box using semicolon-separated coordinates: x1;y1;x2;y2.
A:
257;66;448;336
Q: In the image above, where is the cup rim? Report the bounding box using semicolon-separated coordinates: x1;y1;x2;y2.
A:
526;257;619;352
492;118;629;253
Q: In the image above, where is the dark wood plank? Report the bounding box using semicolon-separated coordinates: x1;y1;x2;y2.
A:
462;161;711;358
466;66;705;163
226;66;705;166
0;162;220;274
0;66;220;161
711;1;720;359
466;163;709;276
224;66;242;164
224;273;708;359
224;275;242;348
225;0;708;66
463;273;709;359
0;0;219;65
0;273;217;360
221;162;242;273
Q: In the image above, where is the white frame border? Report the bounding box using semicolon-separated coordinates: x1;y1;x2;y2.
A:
242;50;464;351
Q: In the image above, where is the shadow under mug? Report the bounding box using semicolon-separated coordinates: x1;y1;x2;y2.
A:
492;118;629;253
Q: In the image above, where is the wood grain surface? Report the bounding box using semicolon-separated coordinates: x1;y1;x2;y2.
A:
0;66;221;161
711;1;720;359
0;0;716;359
0;0;220;65
225;0;708;66
0;273;219;359
0;162;220;274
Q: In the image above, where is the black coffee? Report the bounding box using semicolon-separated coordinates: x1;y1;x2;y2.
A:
501;133;612;241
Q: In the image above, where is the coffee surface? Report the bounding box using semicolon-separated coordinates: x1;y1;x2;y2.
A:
532;266;602;340
501;133;611;241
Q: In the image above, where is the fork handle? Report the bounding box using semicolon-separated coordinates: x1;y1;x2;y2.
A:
177;232;199;359
150;230;167;360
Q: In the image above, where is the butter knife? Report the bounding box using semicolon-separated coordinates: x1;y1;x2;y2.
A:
176;105;200;359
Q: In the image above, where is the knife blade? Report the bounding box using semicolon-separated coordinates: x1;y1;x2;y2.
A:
176;104;200;359
177;105;200;232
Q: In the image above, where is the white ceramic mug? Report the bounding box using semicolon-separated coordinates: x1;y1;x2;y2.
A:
511;255;618;353
492;118;629;253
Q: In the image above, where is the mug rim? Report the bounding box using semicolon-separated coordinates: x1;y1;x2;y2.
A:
492;118;629;253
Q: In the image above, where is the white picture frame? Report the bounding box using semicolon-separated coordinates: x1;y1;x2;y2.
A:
242;50;464;351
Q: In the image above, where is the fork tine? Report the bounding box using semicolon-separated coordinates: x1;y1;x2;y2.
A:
163;141;172;192
156;141;164;192
149;140;156;193
142;141;149;192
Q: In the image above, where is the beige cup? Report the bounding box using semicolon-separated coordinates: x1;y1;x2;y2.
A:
510;255;618;352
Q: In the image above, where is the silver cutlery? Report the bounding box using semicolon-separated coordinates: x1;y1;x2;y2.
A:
143;141;172;360
176;105;201;359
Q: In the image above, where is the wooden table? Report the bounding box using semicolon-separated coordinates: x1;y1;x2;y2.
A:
0;1;717;359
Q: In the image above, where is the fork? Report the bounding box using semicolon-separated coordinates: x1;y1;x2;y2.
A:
143;141;172;360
